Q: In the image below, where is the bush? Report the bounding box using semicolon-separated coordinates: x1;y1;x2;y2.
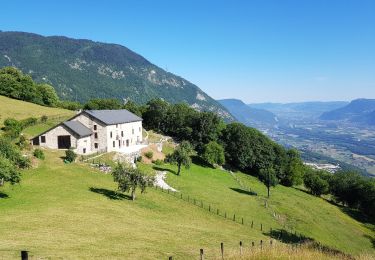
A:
17;135;29;150
153;159;164;166
65;149;77;163
144;151;153;159
33;149;45;160
41;115;48;123
136;156;143;162
21;117;38;128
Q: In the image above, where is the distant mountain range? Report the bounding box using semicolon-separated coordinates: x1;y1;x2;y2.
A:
320;99;375;126
218;99;278;126
248;101;349;120
0;31;233;120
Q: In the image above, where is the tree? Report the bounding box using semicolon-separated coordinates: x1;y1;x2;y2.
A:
84;98;122;110
142;98;169;131
36;84;59;107
282;149;304;187
202;141;225;167
166;141;193;175
0;155;21;186
112;163;154;200
258;168;278;198
303;169;329;196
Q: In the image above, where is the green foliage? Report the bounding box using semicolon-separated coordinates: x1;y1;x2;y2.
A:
202;141;225;166
142;98;169;131
65;149;77;163
112;163;154;200
166;141;193;175
282;149;304;186
0;136;30;169
303;170;329;196
33;148;45;160
17;135;29;150
123;99;145;117
136;156;142;162
153;159;164;166
258;168;278;198
144;151;153;159
0;66;60;107
0;155;21;186
2;117;38;139
40;115;48;123
57;100;82;111
83;98;122;110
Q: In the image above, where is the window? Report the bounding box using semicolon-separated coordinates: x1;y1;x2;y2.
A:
94;143;98;149
83;148;86;154
110;132;112;138
132;129;134;134
94;133;98;139
113;141;115;147
41;136;46;143
121;131;123;137
116;124;118;128
93;125;97;130
139;127;141;132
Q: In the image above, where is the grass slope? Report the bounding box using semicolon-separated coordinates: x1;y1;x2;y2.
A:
0;95;73;124
141;162;375;255
0;151;267;259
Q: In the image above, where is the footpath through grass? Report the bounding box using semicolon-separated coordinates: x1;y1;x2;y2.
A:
0;151;267;259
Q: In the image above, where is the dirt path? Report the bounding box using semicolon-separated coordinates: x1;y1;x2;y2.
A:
154;171;178;192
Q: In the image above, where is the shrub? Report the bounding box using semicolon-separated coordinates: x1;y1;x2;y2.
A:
33;149;45;160
153;159;164;166
17;135;29;150
144;151;153;159
41;115;48;123
65;149;77;163
136;156;143;162
21;117;38;128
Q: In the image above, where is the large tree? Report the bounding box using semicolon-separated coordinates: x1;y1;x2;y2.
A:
166;141;194;176
112;164;154;201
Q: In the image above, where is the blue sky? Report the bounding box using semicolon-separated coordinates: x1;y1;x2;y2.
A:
1;0;374;103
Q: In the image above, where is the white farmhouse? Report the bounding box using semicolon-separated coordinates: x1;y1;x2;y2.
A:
32;109;143;155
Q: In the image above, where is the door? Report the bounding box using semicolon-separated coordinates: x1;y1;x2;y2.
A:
126;139;129;147
57;135;71;149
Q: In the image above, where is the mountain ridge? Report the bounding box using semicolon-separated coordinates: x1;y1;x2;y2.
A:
218;98;278;126
0;31;233;120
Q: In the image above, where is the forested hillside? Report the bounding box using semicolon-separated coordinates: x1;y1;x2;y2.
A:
0;31;233;120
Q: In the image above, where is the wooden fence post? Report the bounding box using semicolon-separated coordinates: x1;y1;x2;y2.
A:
220;242;224;259
168;257;173;260
252;241;255;247
217;209;219;215
261;223;263;231
251;221;253;228
200;248;204;260
270;239;273;246
240;241;243;255
241;218;244;225
21;251;28;260
233;214;236;221
260;240;263;250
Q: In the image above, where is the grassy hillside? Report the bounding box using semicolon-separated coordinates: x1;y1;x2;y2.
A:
140;161;375;255
0;95;73;126
0;151;268;259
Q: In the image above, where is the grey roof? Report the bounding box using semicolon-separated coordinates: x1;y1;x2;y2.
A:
63;121;93;137
84;109;142;125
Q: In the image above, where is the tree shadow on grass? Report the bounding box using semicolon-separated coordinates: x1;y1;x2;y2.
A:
0;192;9;199
152;166;177;175
230;187;257;196
89;187;131;200
191;156;212;168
